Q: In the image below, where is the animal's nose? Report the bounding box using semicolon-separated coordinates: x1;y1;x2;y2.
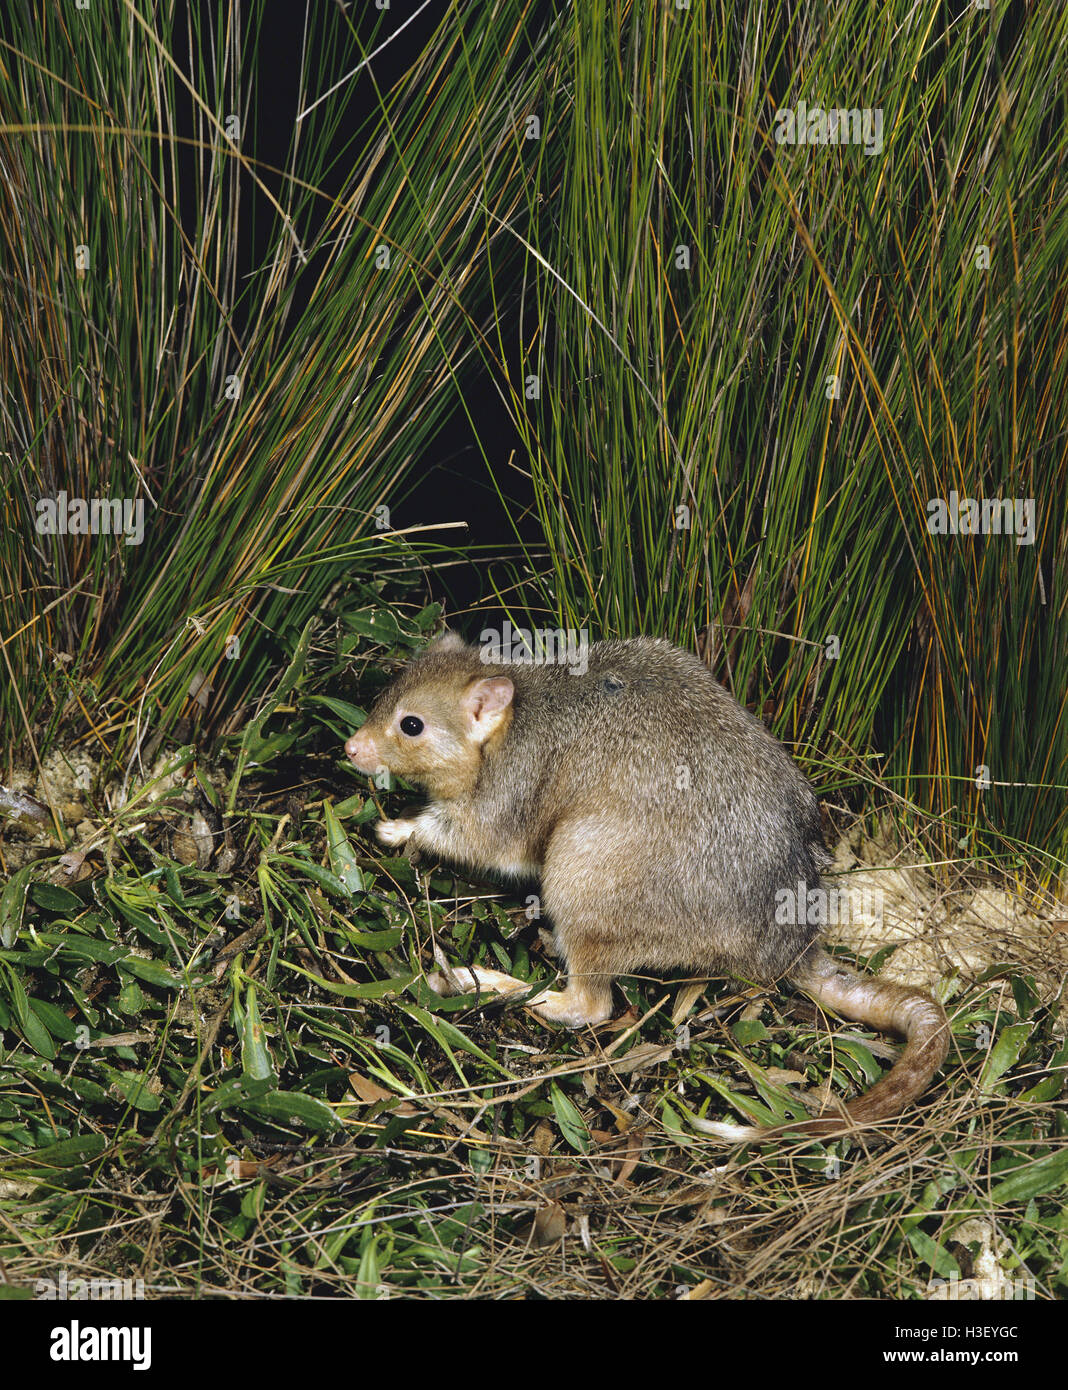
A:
345;731;376;772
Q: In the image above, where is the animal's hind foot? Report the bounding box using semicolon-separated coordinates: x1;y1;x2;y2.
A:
425;947;612;1028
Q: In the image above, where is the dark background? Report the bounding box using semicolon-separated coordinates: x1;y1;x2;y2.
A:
169;0;542;629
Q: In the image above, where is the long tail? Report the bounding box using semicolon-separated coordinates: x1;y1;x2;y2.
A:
698;948;949;1143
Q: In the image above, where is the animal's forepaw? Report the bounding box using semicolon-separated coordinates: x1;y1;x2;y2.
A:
376;817;417;848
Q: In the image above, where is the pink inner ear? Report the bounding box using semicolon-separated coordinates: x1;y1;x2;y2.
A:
465;676;514;719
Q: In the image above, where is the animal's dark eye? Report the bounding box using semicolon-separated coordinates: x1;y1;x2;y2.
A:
399;715;424;737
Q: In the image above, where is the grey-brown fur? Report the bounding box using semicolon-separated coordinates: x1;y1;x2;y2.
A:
346;633;949;1140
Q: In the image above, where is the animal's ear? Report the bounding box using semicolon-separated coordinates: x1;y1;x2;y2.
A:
429;630;466;653
462;676;514;742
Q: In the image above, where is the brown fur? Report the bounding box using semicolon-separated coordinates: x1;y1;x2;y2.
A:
346;633;949;1140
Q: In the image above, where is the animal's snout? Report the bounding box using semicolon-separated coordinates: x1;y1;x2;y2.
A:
346;731;377;773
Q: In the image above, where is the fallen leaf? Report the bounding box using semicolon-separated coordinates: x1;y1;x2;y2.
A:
611;1041;674;1074
348;1073;394;1104
532;1122;554;1157
531;1202;567;1247
671;981;706;1024
678;1278;716;1300
589;1127;644;1183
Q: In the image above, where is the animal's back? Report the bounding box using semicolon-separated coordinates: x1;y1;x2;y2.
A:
496;638;827;979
